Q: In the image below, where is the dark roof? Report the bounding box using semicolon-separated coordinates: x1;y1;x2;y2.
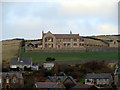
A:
32;63;38;66
48;76;67;82
10;58;32;65
53;34;80;39
43;32;81;39
114;67;120;75
85;73;112;79
2;72;22;78
63;76;77;85
35;82;57;88
73;83;92;88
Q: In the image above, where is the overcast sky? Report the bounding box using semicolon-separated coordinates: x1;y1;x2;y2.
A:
1;0;119;40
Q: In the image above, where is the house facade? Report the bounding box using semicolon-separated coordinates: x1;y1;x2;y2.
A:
2;72;24;89
85;73;113;88
42;31;84;49
43;62;55;70
114;66;120;87
0;74;2;89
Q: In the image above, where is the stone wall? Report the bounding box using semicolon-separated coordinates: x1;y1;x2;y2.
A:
85;46;118;51
26;47;86;53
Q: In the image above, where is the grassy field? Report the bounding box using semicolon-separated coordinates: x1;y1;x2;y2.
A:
2;40;22;64
21;47;119;63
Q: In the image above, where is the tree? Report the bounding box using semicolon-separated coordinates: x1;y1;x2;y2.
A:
81;61;114;73
45;70;54;77
64;68;74;75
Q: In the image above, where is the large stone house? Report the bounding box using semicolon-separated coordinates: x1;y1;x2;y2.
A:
1;72;24;89
42;31;84;49
85;73;113;88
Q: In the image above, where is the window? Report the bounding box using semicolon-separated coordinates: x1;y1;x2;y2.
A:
97;79;100;82
0;79;1;83
104;79;107;82
64;43;66;46
87;79;91;82
74;39;77;41
45;44;47;47
68;43;70;46
13;77;16;83
74;43;77;46
6;79;9;83
45;38;47;42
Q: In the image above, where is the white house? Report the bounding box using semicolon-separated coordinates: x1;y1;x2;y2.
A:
43;62;54;70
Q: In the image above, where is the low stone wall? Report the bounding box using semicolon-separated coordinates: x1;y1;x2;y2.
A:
26;46;118;52
85;46;118;51
26;48;86;52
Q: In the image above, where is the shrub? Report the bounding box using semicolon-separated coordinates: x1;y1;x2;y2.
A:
46;57;55;62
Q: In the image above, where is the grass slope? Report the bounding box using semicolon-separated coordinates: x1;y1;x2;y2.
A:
2;40;22;63
21;48;118;63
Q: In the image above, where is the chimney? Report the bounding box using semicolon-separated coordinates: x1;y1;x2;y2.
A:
70;31;72;34
18;57;20;62
42;30;44;39
64;73;66;78
54;74;57;78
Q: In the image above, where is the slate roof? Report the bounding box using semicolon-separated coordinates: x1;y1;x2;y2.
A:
72;83;92;88
10;58;32;65
85;73;112;79
48;76;67;82
53;34;80;39
63;76;77;85
35;82;57;88
114;67;120;75
2;72;22;79
43;32;82;39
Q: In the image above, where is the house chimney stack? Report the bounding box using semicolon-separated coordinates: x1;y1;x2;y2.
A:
18;57;20;62
42;30;44;39
64;73;66;78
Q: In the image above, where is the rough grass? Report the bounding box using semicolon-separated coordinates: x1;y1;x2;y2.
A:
21;47;119;63
2;40;22;63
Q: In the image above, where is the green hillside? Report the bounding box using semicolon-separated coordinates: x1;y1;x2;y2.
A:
21;47;118;63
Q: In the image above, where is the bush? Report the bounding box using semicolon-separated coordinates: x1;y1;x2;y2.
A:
2;68;10;72
45;70;54;76
46;57;55;62
64;68;74;75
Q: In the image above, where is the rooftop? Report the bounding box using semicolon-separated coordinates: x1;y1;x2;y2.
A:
85;73;112;79
10;57;32;65
35;82;57;88
2;72;22;78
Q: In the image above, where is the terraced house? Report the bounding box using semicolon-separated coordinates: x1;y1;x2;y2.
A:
2;72;24;89
85;73;113;88
42;31;84;49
